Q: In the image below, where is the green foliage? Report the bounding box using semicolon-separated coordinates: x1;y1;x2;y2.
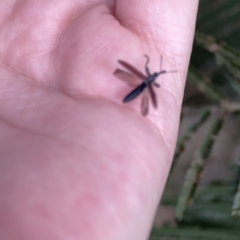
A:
195;31;240;87
232;159;240;216
232;183;240;215
151;227;240;240
196;117;224;160
170;108;211;173
151;1;240;239
153;185;240;239
187;65;226;102
231;158;240;195
175;117;224;221
196;0;240;48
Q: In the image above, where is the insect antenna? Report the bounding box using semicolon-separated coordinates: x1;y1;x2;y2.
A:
144;54;150;66
160;55;178;74
144;55;151;76
165;70;178;74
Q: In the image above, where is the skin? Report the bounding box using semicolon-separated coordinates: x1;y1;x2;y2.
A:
0;1;199;240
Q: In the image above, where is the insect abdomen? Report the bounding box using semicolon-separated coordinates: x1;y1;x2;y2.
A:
123;82;147;102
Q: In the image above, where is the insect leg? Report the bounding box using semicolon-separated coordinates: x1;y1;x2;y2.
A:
153;82;160;88
141;88;149;116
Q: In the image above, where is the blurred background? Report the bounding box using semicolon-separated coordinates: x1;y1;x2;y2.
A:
150;1;240;239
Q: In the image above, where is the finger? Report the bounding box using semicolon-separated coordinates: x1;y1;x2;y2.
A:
115;0;198;67
115;0;198;41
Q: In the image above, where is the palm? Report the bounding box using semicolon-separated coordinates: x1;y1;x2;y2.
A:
0;1;198;239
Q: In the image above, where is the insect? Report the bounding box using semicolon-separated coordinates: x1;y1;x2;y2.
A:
114;55;177;116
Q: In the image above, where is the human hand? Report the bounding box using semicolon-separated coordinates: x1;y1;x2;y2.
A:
0;1;198;239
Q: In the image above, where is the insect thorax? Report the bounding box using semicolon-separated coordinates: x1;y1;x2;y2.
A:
145;73;159;84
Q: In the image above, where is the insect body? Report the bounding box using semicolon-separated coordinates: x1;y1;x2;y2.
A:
114;55;176;116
